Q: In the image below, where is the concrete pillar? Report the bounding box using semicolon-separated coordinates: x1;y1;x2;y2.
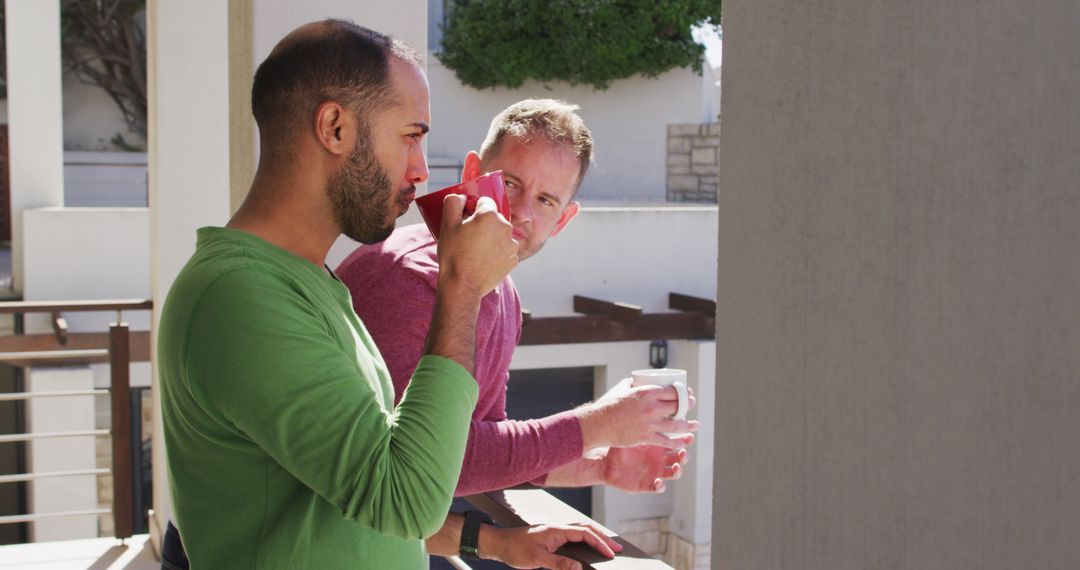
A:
713;1;1080;568
668;340;714;570
146;0;233;547
3;0;64;293
229;0;255;214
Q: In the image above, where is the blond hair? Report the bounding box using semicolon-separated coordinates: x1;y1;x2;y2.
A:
479;99;593;191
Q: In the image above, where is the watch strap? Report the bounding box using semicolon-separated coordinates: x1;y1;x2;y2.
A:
459;510;492;560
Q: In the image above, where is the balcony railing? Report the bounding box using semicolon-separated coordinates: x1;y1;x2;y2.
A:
442;291;715;569
0;295;698;568
0;299;152;540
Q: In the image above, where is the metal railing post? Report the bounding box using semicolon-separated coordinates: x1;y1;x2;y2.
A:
110;320;134;540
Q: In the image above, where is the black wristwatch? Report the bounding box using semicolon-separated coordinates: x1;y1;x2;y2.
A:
459;510;493;560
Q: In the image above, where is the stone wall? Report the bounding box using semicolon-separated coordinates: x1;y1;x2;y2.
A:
617;517;710;570
666;123;720;202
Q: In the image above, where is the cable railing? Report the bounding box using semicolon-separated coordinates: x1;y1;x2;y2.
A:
0;296;684;568
0;299;152;540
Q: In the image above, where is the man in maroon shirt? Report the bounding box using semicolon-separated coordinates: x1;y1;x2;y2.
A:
337;99;698;499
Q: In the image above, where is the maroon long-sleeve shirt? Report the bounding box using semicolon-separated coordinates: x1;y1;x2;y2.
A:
336;224;584;495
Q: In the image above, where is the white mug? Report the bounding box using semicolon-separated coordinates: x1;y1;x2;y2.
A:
630;368;689;420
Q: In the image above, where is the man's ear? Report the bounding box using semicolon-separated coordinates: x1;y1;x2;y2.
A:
549;201;580;238
313;101;353;156
461;151;483;182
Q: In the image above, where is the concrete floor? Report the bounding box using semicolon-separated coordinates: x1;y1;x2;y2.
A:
0;534;159;569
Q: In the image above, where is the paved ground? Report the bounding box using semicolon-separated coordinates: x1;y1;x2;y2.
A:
0;534;158;569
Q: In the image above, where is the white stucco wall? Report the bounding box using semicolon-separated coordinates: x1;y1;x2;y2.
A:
509;205;718;316
63;152;148;207
25;368;98;542
4;0;65;293
253;0;427;66
23;207;151;331
20;207;152;541
428;57;715;203
62;74;145;152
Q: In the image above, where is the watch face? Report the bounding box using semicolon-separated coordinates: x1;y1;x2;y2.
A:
460;510;489;560
460;545;481;560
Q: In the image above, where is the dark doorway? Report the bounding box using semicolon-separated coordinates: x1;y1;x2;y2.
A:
503;366;595;516
0;125;10;243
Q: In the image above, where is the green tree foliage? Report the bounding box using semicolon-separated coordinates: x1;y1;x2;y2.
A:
60;0;147;140
437;0;721;90
0;1;146;143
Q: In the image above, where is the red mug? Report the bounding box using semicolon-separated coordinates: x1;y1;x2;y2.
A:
415;170;511;240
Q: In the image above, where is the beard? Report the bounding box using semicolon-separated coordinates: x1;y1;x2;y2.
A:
325;136;397;244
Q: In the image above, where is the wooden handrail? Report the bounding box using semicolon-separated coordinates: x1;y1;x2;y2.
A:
466;487;673;569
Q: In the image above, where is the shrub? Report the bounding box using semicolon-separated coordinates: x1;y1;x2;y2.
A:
438;0;721;90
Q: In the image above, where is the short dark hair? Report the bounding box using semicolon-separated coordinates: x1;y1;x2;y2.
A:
251;19;421;158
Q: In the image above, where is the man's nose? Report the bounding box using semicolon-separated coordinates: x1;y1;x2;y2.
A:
408;148;429;184
509;193;531;223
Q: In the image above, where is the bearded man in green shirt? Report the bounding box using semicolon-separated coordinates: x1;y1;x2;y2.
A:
158;20;617;569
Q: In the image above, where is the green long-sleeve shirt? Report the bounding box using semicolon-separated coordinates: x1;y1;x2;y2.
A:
158;227;477;568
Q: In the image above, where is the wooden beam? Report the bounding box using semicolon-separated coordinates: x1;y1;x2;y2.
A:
520;312;713;345
465;487;673;569
668;292;716;316
572;295;642;324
